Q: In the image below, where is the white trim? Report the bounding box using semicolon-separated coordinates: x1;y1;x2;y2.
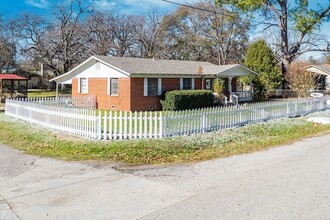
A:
219;64;259;77
78;78;81;93
86;78;89;93
180;78;183;90
78;78;88;94
191;78;195;90
50;56;131;83
107;78;111;96
158;78;162;95
144;78;148;96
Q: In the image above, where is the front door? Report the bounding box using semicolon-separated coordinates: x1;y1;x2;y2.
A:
205;79;211;90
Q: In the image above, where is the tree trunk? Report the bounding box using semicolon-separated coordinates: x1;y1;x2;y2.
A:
279;1;290;78
279;0;291;90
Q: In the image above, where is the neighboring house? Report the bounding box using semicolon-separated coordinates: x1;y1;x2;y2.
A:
51;56;258;111
305;65;330;92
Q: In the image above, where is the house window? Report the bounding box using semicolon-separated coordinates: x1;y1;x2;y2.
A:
183;78;192;90
109;78;118;96
144;78;162;96
180;78;194;90
80;78;87;93
147;78;158;96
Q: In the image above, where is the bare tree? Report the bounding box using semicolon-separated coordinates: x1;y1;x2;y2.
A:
196;1;250;64
133;10;165;58
160;0;249;64
161;6;212;61
18;0;93;76
50;0;93;74
0;15;18;72
88;12;115;56
286;61;318;97
111;14;137;57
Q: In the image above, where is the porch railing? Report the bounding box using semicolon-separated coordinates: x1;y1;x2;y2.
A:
232;91;252;101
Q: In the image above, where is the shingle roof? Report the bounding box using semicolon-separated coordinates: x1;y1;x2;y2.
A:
94;55;238;75
310;65;330;74
0;74;27;80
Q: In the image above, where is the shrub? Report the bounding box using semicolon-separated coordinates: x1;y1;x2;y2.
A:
161;90;214;111
286;61;318;98
213;78;225;97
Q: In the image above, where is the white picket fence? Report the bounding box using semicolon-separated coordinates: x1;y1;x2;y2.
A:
5;98;98;139
5;97;330;140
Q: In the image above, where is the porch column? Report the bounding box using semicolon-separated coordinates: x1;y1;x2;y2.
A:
228;76;233;94
249;75;253;96
55;83;59;98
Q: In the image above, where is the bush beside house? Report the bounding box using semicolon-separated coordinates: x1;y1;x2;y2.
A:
161;90;214;111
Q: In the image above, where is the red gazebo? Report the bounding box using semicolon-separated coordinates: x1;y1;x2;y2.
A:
0;74;28;99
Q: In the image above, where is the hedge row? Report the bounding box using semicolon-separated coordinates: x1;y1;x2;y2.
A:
161;90;214;111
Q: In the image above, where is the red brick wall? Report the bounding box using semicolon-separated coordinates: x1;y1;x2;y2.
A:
162;78;180;92
71;76;223;111
72;77;131;111
130;78;162;111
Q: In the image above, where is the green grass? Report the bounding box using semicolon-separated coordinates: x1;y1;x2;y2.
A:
27;90;56;97
1;113;330;165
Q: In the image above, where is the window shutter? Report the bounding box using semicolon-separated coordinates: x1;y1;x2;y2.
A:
191;78;195;90
180;78;183;90
107;78;111;95
158;78;162;95
144;78;148;96
78;78;81;93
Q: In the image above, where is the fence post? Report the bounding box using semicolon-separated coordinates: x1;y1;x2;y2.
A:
97;113;102;140
286;102;290;117
202;112;206;133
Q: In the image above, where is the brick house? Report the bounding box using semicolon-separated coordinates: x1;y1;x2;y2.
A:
51;56;258;111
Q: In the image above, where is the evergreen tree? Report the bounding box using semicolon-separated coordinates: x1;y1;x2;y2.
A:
244;39;282;99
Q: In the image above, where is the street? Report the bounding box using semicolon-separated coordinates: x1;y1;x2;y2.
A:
1;134;330;220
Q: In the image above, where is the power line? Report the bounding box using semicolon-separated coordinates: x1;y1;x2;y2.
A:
160;0;330;39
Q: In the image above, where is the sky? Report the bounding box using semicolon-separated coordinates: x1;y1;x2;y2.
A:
1;0;330;59
0;0;187;16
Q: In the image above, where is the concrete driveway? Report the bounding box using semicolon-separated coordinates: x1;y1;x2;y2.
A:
1;134;330;220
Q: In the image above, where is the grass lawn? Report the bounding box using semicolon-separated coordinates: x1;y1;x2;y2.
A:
1;112;330;166
27;90;56;97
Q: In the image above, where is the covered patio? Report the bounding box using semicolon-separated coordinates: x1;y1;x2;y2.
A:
0;74;28;102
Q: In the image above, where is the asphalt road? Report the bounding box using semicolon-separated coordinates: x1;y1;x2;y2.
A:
1;134;330;220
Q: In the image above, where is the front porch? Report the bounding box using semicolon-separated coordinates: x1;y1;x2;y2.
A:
223;75;253;103
202;64;256;103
